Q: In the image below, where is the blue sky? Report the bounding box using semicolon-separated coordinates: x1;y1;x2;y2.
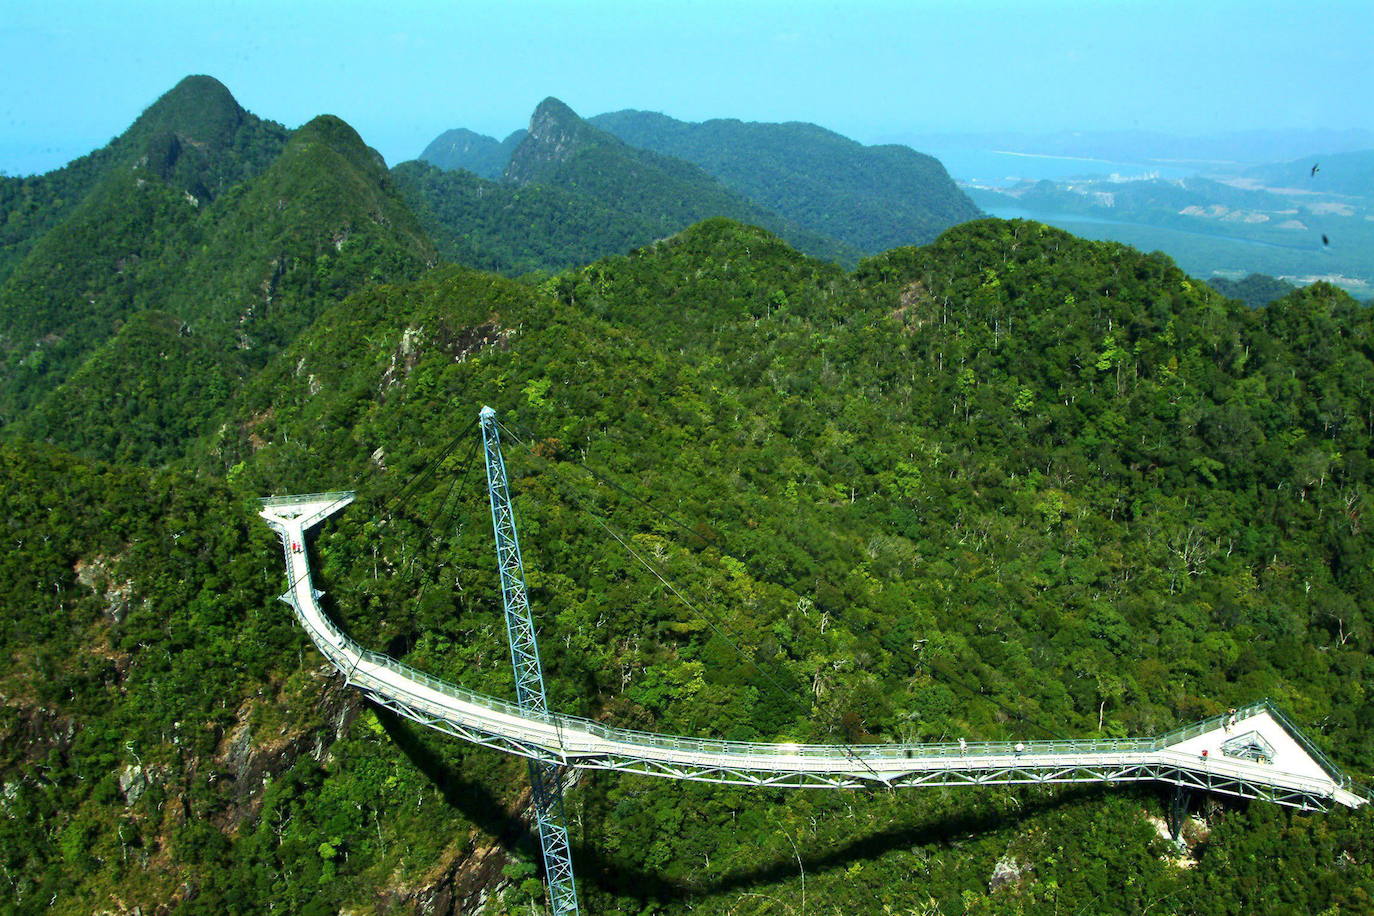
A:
1;0;1369;176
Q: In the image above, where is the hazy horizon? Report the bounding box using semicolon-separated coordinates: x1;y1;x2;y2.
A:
3;0;1371;177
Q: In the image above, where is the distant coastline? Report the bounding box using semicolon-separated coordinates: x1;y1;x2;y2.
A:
991;149;1118;164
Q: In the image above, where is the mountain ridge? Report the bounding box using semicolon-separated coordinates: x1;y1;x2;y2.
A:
400;97;860;268
0;89;432;460
414;103;981;257
0;75;288;286
590;108;982;252
497;97;858;263
1;73;1372;916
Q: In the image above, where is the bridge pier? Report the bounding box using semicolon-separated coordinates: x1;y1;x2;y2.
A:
1166;783;1191;848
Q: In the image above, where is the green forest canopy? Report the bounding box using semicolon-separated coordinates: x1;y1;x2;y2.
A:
0;73;1370;915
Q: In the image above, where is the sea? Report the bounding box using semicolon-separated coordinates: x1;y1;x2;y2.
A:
927;148;1201;187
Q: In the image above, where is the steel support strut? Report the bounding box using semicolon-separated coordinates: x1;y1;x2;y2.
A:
1167;783;1190;847
480;406;580;916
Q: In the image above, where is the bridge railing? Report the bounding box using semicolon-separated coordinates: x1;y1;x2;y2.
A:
273;534;567;741
266;507;1366;800
1261;702;1353;789
275;548;1336;768
283;590;1135;760
280;561;1367;799
261;491;357;507
283;572;1174;762
1149;700;1267;749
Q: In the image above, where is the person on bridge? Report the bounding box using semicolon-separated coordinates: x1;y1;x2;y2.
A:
959;738;967;755
1014;742;1025;756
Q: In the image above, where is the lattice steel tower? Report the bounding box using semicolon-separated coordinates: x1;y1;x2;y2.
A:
479;406;580;915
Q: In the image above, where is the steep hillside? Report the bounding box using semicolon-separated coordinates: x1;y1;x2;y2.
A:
393;159;737;276
10;311;242;465
0;441;382;914
0;168;202;421
160;113;435;351
0;75;287;285
591;109;982;251
0;81;434;463
0;75;289;423
2;171;1373;915
392;159;643;274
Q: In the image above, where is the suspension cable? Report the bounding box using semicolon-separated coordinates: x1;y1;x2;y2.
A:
374;417;478;521
495;415;1066;741
496;419;892;782
496;421;804;704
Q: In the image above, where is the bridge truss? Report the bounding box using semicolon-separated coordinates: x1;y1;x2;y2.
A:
258;410;1368;911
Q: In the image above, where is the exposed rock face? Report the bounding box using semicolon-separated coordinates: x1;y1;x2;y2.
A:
0;704;76;771
119;763;150;805
503;98;607;186
75;554;134;623
378;320;511;400
989;852;1031;892
208;676;362;828
381;839;513;916
376;778;571;913
1145;812;1206;868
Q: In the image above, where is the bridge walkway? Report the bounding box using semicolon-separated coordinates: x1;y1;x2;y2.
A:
260;493;1367;812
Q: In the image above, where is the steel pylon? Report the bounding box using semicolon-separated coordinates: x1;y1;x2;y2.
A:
480;406;580;916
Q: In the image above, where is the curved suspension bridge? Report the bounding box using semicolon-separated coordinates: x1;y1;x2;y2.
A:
260;409;1367;914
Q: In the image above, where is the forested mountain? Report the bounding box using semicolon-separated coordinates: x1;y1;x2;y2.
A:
6;208;1373;913
391;160;706;276
497;98;858;263
0;75;288;285
415;103;981;261
0;80;434;463
590;109;982;251
399;98;862;273
0;76;288;420
419;127;526;179
2;76;1372;915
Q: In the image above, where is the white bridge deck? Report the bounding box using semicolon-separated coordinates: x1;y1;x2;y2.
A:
261;493;1367;812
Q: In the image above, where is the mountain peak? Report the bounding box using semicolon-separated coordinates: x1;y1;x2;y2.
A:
131;75;246;147
281;114;390;178
425;127;495;152
420;128;515;179
530;97;583;129
504;97;609;184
